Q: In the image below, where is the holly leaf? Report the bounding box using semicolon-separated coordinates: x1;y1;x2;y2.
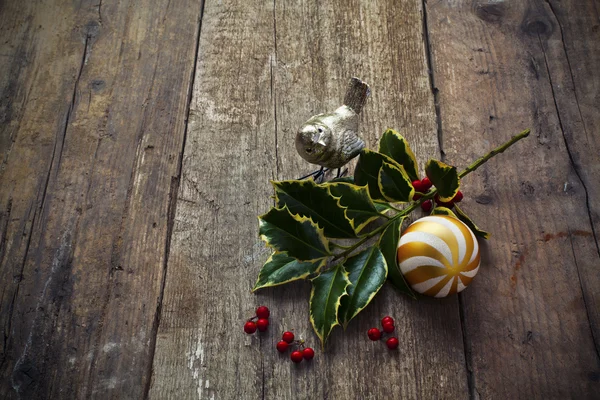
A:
274;180;356;239
378;161;415;203
431;206;457;218
378;129;419;181
258;206;332;261
454;204;490;239
374;202;393;212
377;217;415;298
330;176;354;184
339;246;388;328
355;149;402;200
425;159;460;202
253;252;327;291
310;265;351;347
325;182;386;234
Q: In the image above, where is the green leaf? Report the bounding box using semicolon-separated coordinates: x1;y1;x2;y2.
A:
355;150;402;200
377;217;415;298
274;180;356;239
378;129;419;181
431;206;457;218
258;206;332;261
339;247;388;328
310;265;351;347
378;161;415;203
253;252;327;291
325;182;385;233
454;204;490;239
330;176;354;184
374;202;393;212
425;159;460;202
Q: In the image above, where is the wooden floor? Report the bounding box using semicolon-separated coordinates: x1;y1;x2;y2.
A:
1;0;599;398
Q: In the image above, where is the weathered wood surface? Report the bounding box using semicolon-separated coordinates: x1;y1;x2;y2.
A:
0;0;598;399
425;0;600;397
0;0;202;398
149;0;472;399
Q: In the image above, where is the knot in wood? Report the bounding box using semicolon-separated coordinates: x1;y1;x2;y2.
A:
474;0;508;23
521;12;554;38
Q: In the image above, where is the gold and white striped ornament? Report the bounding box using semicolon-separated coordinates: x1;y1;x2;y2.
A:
397;215;480;297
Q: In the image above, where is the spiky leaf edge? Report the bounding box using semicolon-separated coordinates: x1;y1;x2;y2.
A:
252;252;328;291
339;246;388;329
272;180;356;239
309;265;351;348
258;206;332;261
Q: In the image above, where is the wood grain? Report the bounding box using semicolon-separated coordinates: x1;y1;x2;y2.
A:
150;0;470;398
0;0;202;398
425;0;600;397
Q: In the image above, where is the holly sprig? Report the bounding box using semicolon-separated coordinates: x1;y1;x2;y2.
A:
254;128;530;347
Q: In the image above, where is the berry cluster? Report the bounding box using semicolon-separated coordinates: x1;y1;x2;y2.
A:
411;177;433;199
244;306;271;334
367;316;399;350
277;331;315;363
412;177;464;212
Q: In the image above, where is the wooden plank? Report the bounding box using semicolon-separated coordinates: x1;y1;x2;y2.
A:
151;0;469;398
148;0;278;397
0;0;202;398
425;0;600;397
540;0;600;354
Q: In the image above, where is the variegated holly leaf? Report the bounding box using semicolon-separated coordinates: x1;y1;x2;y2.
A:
273;180;356;239
355;149;402;200
454;204;490;239
431;206;457;218
378;129;419;181
325;182;386;234
378;161;414;203
377;217;415;298
339;246;388;328
425;159;460;202
310;265;351;347
258;206;331;261
330;176;354;184
253;252;328;291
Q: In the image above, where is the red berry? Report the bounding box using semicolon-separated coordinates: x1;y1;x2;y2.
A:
382;322;395;333
244;321;257;334
421;177;433;190
386;337;399;349
453;190;464;202
421;199;433;212
256;318;269;332
276;340;289;352
381;316;394;326
413;193;422;201
256;306;270;319
302;348;315;360
412;180;425;193
282;331;295;343
367;328;381;341
290;351;303;363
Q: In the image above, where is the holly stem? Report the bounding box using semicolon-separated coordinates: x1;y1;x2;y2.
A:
459;129;530;179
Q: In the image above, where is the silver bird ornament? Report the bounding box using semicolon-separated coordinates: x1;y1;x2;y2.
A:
295;77;370;180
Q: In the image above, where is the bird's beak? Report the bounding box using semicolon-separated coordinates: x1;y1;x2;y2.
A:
313;132;326;146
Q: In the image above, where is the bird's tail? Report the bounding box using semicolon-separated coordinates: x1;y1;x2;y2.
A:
343;77;371;114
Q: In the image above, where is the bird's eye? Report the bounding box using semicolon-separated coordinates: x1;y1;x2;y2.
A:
317;127;323;133
305;148;313;153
